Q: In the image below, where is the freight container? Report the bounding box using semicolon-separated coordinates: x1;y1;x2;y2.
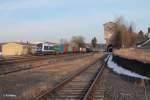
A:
53;44;65;54
79;48;82;53
53;45;60;54
64;44;69;54
68;46;73;53
73;47;78;54
59;44;64;54
79;47;86;53
82;48;86;53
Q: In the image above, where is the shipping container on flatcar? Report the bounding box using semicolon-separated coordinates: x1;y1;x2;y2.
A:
80;47;85;53
54;44;65;54
53;45;60;54
79;47;86;53
64;44;69;54
68;46;73;53
73;47;78;54
82;48;86;53
59;44;64;54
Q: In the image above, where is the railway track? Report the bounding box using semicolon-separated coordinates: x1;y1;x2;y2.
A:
0;54;81;65
0;53;92;76
34;55;110;100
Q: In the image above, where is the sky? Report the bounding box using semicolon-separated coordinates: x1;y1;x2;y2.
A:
0;0;150;43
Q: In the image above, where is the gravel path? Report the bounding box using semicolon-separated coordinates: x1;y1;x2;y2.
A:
104;68;150;100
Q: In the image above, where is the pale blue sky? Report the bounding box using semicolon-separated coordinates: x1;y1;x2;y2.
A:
0;0;150;43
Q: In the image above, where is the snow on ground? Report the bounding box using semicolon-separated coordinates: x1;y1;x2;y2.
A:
3;94;16;97
106;55;149;80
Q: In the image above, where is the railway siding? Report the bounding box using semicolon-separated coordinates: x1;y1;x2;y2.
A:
0;54;91;75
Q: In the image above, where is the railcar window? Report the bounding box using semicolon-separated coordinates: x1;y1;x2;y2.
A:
44;46;49;50
44;46;53;50
48;46;53;50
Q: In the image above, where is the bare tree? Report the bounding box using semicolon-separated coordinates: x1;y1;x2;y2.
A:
111;17;125;48
60;38;68;44
71;36;85;48
91;37;97;48
111;31;122;48
111;17;137;48
136;30;145;43
123;24;137;47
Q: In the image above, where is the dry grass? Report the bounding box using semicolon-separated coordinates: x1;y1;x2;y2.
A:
113;48;150;63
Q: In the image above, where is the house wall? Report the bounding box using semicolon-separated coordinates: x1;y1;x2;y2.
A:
2;43;28;56
148;32;150;38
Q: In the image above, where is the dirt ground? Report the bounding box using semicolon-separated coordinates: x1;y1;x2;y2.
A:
113;48;150;63
0;54;91;75
0;53;103;100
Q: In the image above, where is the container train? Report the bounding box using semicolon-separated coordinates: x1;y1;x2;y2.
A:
36;43;90;55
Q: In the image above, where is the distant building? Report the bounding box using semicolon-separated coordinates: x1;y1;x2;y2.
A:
1;42;37;56
147;27;150;38
0;43;4;56
137;38;150;49
103;22;116;45
136;28;150;49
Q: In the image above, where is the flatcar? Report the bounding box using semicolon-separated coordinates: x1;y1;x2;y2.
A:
36;43;55;54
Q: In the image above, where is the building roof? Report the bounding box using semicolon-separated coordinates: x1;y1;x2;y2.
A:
137;38;150;49
1;42;37;47
0;43;5;46
44;42;57;45
103;22;116;26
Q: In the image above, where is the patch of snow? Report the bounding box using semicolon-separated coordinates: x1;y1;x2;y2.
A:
105;55;110;62
107;55;149;80
3;94;16;97
137;45;141;47
138;39;150;47
142;39;150;46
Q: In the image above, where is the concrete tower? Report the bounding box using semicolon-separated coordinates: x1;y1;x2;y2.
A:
103;22;116;45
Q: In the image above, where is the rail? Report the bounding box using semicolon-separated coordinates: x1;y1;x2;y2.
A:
82;54;110;100
33;54;110;100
